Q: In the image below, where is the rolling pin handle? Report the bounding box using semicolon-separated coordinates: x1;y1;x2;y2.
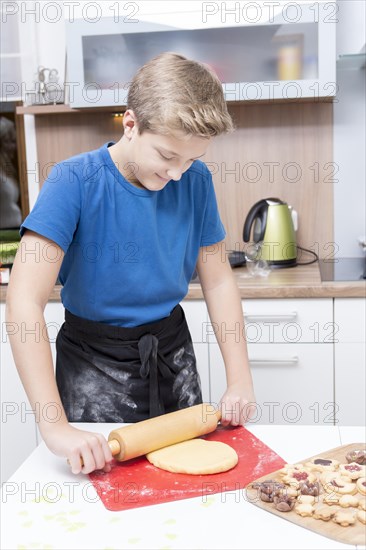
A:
108;438;121;456
66;439;121;467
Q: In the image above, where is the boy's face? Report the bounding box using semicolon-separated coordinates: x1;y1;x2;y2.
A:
121;110;211;191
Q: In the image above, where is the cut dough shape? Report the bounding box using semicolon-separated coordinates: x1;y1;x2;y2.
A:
146;438;238;475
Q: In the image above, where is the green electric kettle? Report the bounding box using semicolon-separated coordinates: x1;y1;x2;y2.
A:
243;198;297;267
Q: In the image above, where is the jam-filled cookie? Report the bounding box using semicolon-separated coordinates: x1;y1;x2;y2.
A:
339;462;366;480
321;472;357;495
282;469;316;488
305;457;339;472
332;510;356;527
278;464;305;477
356;477;366;495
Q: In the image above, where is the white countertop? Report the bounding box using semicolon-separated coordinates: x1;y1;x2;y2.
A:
1;424;365;550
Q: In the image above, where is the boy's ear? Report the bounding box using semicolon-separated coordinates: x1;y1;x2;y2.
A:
123;109;138;139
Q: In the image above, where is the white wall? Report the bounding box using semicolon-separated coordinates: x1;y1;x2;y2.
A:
333;1;366;257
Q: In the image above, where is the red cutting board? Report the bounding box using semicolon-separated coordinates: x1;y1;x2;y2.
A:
89;426;285;511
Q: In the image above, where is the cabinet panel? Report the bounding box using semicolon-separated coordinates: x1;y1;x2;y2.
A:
67;3;336;107
334;298;366;343
180;300;208;344
181;301;210;402
334;342;365;426
0;304;37;481
209;342;334;425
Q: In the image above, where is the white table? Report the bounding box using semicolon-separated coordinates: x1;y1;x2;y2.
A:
1;424;365;550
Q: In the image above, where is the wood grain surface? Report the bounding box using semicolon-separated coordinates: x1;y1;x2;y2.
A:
246;443;366;546
1;263;365;302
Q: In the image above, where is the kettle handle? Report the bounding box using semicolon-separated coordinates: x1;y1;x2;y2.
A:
243;199;269;242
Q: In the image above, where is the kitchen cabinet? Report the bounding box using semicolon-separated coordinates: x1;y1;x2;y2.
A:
0;302;65;481
334;298;366;425
210;342;334;425
0;304;37;482
180;300;210;403
208;298;335;425
66;2;336;107
0;5;36;103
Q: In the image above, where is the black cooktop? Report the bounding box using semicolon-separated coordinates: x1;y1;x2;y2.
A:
319;257;366;282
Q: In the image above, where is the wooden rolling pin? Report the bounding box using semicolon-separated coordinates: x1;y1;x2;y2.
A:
68;403;221;466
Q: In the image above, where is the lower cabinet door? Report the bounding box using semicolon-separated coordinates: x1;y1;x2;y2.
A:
1;305;37;481
209;343;335;425
181;301;210;403
192;343;210;403
334;342;366;426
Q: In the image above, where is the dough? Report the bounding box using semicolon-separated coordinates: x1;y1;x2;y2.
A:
146;438;238;475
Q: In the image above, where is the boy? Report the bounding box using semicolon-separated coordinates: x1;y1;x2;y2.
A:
6;52;255;475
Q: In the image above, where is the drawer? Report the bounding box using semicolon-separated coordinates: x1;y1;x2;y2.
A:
209;342;335;425
204;298;334;344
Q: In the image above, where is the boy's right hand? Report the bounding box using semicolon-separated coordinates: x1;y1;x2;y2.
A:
42;424;114;475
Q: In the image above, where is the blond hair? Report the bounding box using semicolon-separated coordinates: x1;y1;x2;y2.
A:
127;52;234;138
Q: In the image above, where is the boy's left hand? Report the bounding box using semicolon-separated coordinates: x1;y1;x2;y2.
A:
219;382;256;427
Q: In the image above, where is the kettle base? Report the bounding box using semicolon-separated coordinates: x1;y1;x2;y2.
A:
268;258;298;268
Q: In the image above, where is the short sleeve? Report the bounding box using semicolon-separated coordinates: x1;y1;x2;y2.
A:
200;169;226;246
20;162;82;253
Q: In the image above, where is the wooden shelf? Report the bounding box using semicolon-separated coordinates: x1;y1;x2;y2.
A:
16;96;334;116
16;104;126;115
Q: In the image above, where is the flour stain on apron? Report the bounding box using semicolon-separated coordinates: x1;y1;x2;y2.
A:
172;342;202;408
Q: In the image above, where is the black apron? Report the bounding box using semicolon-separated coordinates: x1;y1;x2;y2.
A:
55;304;202;423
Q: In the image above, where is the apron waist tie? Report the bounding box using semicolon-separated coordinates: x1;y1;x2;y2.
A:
138;333;175;418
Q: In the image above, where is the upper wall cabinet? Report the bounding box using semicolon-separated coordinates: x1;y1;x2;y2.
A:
66;2;336;107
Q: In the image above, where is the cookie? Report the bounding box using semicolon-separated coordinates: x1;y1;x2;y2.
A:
313;505;337;521
251;479;285;503
357;477;366;495
282;469;316;488
278;463;305;477
357;509;366;524
273;494;295;512
323;493;340;506
321;473;357;495
280;486;299;498
358;497;366;511
305;457;339;472
332;510;356;526
297;494;316;505
338;494;359;508
339;462;366;480
346;449;366;466
299;480;320;496
295;503;314;517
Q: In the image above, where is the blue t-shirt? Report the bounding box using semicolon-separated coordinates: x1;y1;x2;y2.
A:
20;142;226;327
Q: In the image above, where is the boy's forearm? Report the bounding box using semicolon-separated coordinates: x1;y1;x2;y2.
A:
202;275;253;387
5;300;69;435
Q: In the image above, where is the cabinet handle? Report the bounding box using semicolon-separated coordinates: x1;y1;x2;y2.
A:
249;356;299;366
243;312;298;322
